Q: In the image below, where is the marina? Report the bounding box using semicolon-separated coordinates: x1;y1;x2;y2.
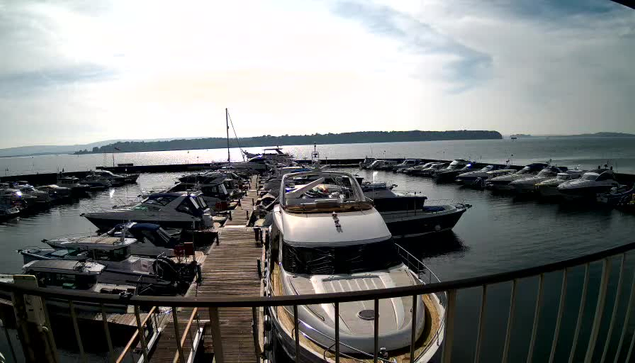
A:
1;143;635;362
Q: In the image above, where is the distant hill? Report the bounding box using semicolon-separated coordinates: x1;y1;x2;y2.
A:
75;130;503;154
568;132;635;137
0;140;120;158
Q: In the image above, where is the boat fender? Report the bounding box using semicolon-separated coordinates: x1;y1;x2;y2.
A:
263;315;272;331
263;336;272;351
196;263;202;284
379;347;389;359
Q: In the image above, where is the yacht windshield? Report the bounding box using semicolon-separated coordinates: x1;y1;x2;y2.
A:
517;167;532;174
282;239;402;274
282;173;370;212
143;195;177;207
557;174;570;181
582;173;599;181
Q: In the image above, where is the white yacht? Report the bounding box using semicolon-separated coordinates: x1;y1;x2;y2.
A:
392;159;420;172
80;173;113;190
535;171;585;197
486;163;548;191
0;203;20;220
170;172;231;211
82;192;213;231
41;222;182;257
57;176;91;194
557;169;620;197
244;147;293;165
410;162;447;177
456;165;515;187
509;166;567;193
264;170;445;362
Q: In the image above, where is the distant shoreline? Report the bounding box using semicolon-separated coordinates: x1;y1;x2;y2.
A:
73;130;503;155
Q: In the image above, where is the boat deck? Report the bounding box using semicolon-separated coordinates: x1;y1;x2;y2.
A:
149;176;262;363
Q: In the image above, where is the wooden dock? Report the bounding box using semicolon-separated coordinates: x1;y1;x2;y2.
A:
149;176;262;363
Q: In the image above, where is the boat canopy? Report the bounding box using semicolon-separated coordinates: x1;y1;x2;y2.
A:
281;171;373;213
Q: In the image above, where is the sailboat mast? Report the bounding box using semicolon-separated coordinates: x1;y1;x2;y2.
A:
226;108;230;162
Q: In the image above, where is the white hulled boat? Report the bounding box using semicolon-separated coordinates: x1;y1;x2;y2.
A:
264;170;445;362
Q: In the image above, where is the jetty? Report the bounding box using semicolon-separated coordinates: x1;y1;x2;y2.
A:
145;176;262;363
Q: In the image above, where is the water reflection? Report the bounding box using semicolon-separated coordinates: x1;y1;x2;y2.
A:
397;231;468;259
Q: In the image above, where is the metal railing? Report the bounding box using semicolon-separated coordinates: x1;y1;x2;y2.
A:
3;241;635;362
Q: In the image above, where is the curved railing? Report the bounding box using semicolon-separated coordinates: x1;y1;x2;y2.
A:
3;241;635;363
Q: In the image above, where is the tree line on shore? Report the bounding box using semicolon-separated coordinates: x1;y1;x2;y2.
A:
74;130;502;154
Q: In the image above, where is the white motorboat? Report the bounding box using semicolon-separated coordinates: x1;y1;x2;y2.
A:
509;166;568;193
171;172;231;211
264;170;445;362
243;147;293;165
367;159;398;170
432;159;472;182
363;183;470;239
82;192;213;231
19;233;197;295
557;169;620;197
410;162;447;177
359;157;376;169
14;183;52;205
0;202;20;221
536;171;585;197
456;165;515;187
41;222;183;257
38;184;73;201
486;163;549;191
80;173;113;190
403;162;435;175
392;159;420;172
57;176;91;194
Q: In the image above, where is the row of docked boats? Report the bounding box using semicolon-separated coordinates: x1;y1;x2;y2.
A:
253;166;447;362
0;170;139;221
0;169;253;314
366;158;629;202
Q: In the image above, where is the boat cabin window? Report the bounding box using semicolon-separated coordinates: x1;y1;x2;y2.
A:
596;172;614;182
30;271;96;289
90;247;130;261
201;184;228;197
176;197;202;216
282;239;402;274
556;174;570;181
144;195;177;207
582;173;599;181
196;196;208;209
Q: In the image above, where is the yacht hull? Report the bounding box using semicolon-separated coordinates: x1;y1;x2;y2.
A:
558;185;615;197
380;206;467;239
85;215;202;232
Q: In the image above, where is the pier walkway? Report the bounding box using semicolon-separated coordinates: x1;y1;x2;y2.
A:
149;176;262;363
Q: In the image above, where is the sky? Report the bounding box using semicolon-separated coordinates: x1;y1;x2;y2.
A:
0;0;634;148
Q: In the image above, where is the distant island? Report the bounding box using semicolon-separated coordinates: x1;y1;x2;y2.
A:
74;130;503;154
561;132;635;138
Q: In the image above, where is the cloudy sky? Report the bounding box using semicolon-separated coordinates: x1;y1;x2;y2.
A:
0;0;633;148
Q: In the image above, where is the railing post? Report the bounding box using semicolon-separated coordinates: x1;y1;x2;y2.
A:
100;303;115;363
601;254;626;362
410;294;418;362
335;302;340;363
549;269;568;363
134;305;149;362
69;301;87;363
442;289;457;363
209;307;224;363
373;298;379;363
584;258;611;363
172;307;185;363
615;261;635;363
526;274;545;363
474;285;488;363
502;279;518;363
569;263;591;363
294;305;300;363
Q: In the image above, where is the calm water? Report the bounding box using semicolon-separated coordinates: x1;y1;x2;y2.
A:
2;137;635;176
2;139;635;361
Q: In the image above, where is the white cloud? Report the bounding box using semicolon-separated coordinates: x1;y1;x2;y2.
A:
0;0;634;148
